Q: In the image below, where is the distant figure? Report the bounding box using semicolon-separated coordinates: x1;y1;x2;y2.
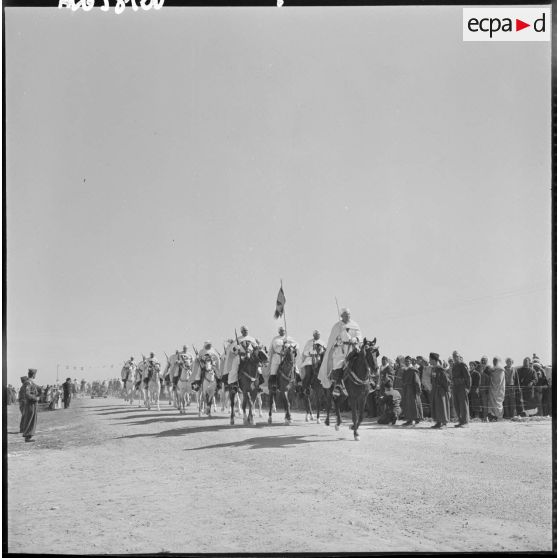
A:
377;379;401;425
62;377;73;409
21;369;39;442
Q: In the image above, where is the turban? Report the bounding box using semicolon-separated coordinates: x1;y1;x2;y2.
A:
313;330;320;336
339;307;350;315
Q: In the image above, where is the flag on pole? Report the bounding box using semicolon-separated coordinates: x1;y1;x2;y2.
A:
274;284;286;319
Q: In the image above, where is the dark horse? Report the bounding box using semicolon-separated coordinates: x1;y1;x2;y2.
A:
326;338;379;440
230;342;268;426
268;344;298;425
299;343;330;423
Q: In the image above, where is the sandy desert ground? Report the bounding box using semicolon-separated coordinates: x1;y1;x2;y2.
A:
6;394;554;554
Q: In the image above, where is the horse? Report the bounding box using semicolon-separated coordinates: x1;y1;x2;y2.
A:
134;362;149;407
219;354;242;416
298;342;329;423
162;353;181;406
268;344;298;425
231;342;268;426
196;354;219;418
121;364;136;405
175;357;194;414
145;360;162;411
326;337;379;440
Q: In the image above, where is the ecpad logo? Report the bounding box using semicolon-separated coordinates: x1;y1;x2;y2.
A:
463;8;550;41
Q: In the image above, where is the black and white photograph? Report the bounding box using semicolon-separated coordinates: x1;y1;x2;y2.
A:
4;1;555;554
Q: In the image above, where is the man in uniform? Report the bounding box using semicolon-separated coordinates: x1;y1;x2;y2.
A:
268;326;299;392
451;350;471;427
228;326;259;387
318;307;362;397
21;368;39;442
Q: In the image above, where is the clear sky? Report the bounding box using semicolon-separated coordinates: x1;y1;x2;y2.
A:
5;6;552;386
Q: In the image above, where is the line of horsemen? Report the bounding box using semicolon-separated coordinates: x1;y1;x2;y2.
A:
120;308;379;440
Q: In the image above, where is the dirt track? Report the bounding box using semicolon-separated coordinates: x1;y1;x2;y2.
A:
7;396;554;554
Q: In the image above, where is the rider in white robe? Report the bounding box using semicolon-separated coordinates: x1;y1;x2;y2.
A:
229;326;259;384
268;327;299;377
122;356;136;387
317;308;362;389
297;331;326;380
192;341;221;382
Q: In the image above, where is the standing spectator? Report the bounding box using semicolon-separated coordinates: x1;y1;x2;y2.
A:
533;363;548;416
451;351;471;427
430;353;450;429
517;357;537;414
503;358;523;418
18;376;29;433
446;358;458;422
377;379;401;425
487;357;506;421
418;356;432;418
479;356;491;421
377;356;394;417
21;369;39;442
62;378;73;409
401;356;423;426
469;361;482;418
393;356;405;392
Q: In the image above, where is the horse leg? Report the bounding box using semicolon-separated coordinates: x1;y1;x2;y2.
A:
229;390;236;425
256;393;263;417
284;390;291;425
268;389;275;424
334;394;342;431
325;388;333;427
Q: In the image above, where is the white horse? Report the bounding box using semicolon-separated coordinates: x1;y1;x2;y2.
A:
162;353;180;406
219;346;242;416
197;354;219;418
176;355;195;414
134;363;148;407
146;360;162;411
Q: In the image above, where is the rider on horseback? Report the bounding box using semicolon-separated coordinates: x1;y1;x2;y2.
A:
268;326;299;393
122;356;136;389
297;330;326;388
146;352;161;386
174;346;194;386
229;326;260;389
318;308;362;398
192;341;221;389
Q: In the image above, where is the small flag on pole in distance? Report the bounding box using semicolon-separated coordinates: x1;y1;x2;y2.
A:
274;285;286;319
